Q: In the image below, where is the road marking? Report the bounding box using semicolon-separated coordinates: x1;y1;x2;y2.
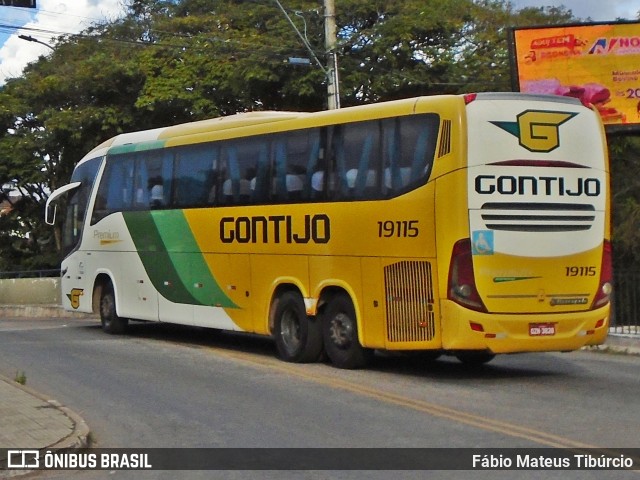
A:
199;345;597;449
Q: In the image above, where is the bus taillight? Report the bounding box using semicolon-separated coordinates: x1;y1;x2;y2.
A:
448;239;487;313
463;93;478;104
592;240;613;309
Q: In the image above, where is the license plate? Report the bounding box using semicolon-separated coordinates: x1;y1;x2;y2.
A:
529;323;556;336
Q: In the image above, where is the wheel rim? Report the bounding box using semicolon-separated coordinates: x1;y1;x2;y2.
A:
280;308;301;355
101;295;113;320
329;312;353;349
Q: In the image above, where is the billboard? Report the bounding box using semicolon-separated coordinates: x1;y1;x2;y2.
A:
510;21;640;133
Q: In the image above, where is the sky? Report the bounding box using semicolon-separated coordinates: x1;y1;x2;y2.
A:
512;0;639;20
0;1;639;86
0;0;127;85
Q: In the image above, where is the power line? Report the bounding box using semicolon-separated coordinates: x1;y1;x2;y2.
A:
0;22;69;37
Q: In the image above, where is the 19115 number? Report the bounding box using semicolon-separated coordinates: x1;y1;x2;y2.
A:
565;266;596;277
377;220;419;238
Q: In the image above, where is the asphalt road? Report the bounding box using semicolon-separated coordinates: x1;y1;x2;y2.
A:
0;317;638;479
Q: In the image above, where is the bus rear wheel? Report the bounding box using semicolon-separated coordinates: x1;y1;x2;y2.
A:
322;293;372;369
100;282;129;335
273;291;323;363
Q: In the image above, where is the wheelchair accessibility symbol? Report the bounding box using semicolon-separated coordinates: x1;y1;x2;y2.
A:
472;230;494;255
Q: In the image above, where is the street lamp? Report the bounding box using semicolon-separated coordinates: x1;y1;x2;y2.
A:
18;34;54;51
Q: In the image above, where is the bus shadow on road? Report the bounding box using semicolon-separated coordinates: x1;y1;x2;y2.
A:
86;320;572;382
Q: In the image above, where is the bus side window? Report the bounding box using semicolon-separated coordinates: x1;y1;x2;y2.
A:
174;145;215;208
159;151;174;208
250;141;269;204
382;115;438;197
133;154;149;209
221;145;245;205
402;116;438;191
334;121;380;200
282;130;311;202
268;136;305;203
383;119;402;195
93;155;134;223
304;130;322;200
138;150;174;210
271;140;290;202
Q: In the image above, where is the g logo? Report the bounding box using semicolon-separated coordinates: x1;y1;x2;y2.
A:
492;110;577;153
67;288;84;309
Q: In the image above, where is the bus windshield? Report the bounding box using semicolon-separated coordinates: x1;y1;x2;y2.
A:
61;157;103;257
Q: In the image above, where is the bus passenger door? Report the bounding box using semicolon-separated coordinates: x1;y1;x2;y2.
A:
157;251;194;326
120;250;159;321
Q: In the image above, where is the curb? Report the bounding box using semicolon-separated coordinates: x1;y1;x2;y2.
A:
0;305;95;319
0;374;91;449
588;333;640;356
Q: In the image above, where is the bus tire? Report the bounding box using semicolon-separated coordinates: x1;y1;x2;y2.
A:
455;351;495;366
273;291;323;363
100;282;129;335
322;293;372;369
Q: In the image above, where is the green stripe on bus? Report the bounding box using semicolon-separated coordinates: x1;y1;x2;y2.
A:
108;140;166;156
123;210;237;309
151;210;237;308
124;211;199;305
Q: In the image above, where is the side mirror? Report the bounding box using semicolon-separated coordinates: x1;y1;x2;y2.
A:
45;203;57;225
44;182;81;225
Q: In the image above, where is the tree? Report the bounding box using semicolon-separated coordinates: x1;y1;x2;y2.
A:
608;135;640;270
453;1;574;93
0;25;148;267
0;0;586;271
132;0;328;116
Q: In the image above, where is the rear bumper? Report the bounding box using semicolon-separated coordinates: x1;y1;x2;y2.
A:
440;300;609;353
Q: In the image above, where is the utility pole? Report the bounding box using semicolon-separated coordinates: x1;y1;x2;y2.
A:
324;0;340;109
274;0;340;110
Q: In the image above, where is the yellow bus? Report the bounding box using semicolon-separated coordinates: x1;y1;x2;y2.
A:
45;93;612;368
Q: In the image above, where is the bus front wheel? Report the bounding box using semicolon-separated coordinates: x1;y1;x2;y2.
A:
273;291;323;363
100;282;129;335
322;293;372;369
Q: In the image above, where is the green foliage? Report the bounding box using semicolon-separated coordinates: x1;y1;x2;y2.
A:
609;135;640;269
14;370;26;385
2;0;638;272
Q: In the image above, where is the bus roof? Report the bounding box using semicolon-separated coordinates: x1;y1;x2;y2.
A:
80;92;594;165
79;95;465;163
82;111;305;159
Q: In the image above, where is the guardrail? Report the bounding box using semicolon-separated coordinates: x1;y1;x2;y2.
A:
612;271;640;335
0;269;60;279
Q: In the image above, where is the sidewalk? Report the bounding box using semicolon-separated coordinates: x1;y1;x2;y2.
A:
0;374;89;477
597;331;640;355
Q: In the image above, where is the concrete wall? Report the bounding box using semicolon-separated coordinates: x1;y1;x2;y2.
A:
0;278;97;317
0;278;61;304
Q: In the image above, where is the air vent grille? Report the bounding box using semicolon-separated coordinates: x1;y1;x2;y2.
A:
438;120;452;158
384;261;435;342
480;202;596;232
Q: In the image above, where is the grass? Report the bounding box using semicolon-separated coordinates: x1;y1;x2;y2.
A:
14;370;26;385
